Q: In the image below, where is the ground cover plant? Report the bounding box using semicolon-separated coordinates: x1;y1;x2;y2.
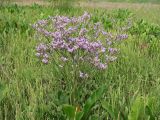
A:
0;2;160;120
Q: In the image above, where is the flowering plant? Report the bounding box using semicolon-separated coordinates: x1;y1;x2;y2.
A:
33;12;128;105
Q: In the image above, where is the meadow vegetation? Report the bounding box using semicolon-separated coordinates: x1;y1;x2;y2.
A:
0;1;160;120
92;0;160;4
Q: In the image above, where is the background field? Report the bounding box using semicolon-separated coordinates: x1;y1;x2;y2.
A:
92;0;160;3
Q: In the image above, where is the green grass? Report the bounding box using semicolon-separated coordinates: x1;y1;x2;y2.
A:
0;4;160;119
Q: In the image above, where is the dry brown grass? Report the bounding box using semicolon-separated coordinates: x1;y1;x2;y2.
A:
78;1;160;10
10;0;48;5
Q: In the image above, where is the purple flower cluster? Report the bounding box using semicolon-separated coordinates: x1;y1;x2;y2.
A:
108;48;118;55
79;71;88;79
36;43;49;64
33;12;128;75
116;34;128;41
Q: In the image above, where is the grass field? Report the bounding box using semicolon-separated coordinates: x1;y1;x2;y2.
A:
79;1;160;25
0;1;160;120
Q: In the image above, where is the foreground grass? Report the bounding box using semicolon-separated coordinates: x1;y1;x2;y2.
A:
0;4;160;119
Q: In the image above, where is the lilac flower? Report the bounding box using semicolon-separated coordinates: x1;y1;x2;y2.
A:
36;53;41;57
79;71;88;79
36;43;48;58
102;31;107;35
98;63;107;70
43;30;51;37
42;58;48;64
116;34;128;41
68;38;76;42
43;54;49;58
62;16;71;23
36;43;47;52
94;22;101;30
67;47;75;53
100;47;106;53
106;56;117;62
107;41;112;45
61;57;68;62
71;17;78;24
93;56;100;66
52;31;62;39
108;48;118;54
33;12;127;72
66;27;77;34
79;28;88;36
37;19;48;27
80;11;91;22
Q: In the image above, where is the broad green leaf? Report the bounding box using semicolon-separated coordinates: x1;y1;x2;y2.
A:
63;104;76;120
101;101;116;119
147;96;156;114
128;96;145;120
63;104;84;120
130;89;139;106
0;84;7;102
82;85;107;120
145;106;155;120
89;115;99;120
75;111;83;120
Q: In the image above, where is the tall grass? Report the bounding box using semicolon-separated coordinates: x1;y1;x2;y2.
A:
0;4;160;119
46;0;76;8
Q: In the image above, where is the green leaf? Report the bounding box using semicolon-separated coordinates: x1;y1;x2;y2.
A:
63;104;76;120
0;83;7;102
101;101;116;119
130;89;139;106
75;111;83;120
128;96;145;120
63;104;84;120
82;85;107;120
145;106;155;120
90;114;99;120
